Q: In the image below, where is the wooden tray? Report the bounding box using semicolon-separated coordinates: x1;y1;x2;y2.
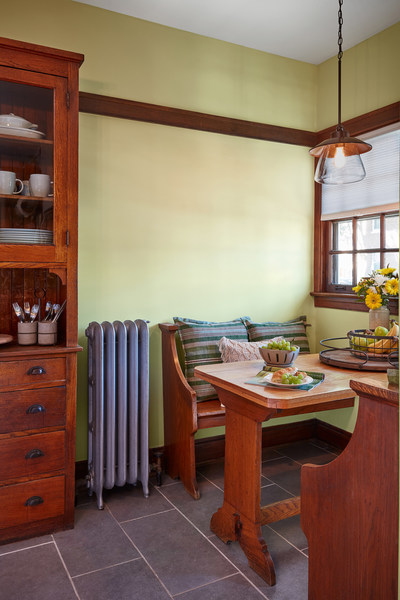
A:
319;348;392;372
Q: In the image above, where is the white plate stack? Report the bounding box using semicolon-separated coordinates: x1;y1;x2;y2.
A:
0;125;45;139
0;228;53;244
0;114;45;139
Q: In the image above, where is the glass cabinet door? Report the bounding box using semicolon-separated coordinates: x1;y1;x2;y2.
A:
0;66;67;263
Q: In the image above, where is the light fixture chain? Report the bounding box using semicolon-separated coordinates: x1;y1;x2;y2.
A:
337;0;343;127
338;0;343;60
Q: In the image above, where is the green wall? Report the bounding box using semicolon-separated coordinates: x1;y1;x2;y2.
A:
316;23;400;130
1;1;398;459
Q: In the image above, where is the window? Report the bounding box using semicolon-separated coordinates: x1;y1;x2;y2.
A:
313;107;399;312
328;212;399;292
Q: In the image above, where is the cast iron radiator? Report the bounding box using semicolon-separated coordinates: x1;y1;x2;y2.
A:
85;320;149;509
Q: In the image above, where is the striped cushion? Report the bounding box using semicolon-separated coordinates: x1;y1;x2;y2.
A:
173;317;249;402
245;316;310;353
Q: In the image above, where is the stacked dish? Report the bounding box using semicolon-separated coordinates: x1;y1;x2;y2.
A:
0;113;45;139
0;126;45;138
0;228;53;244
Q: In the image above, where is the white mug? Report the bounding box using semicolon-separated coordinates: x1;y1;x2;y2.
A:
29;174;51;197
0;170;23;195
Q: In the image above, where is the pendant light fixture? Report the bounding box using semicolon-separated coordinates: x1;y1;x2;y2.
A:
309;0;372;184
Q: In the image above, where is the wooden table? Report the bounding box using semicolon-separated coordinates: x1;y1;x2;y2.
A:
194;355;387;586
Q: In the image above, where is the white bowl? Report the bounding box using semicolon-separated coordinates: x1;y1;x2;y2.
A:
259;345;300;367
0;113;37;129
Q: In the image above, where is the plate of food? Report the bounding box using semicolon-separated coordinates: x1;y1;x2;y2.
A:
263;367;313;388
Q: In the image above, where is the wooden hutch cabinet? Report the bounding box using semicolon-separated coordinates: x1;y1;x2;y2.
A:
0;37;83;543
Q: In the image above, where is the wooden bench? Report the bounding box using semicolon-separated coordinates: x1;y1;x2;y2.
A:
159;323;226;499
159;321;316;499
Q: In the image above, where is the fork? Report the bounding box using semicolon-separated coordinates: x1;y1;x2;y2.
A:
12;302;25;322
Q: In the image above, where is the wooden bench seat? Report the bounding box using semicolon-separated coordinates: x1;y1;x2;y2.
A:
159;323;228;499
197;400;226;427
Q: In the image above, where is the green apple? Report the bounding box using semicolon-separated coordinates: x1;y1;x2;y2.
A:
374;326;388;337
352;336;368;350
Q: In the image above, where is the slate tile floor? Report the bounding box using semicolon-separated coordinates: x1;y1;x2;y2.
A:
0;439;339;600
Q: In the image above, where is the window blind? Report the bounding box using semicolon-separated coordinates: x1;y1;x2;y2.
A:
321;128;400;221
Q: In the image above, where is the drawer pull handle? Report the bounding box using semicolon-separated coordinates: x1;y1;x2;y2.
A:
26;404;46;415
25;448;45;460
24;496;44;507
27;366;46;376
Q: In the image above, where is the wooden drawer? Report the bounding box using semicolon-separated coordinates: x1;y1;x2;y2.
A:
0;387;66;434
0;358;66;389
0;476;65;529
0;431;65;480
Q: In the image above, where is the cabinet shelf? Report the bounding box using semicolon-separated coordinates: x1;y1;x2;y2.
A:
0;194;53;203
0;261;66;268
0;343;82;358
0;133;53;158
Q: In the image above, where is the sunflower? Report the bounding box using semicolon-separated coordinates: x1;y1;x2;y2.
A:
385;278;399;296
378;267;396;276
365;292;382;310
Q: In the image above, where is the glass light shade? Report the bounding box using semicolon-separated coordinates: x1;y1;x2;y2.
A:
310;130;372;185
314;146;367;184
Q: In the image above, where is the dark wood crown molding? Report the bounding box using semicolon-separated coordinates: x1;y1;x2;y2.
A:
0;36;84;65
79;93;398;149
317;102;400;141
79;91;317;147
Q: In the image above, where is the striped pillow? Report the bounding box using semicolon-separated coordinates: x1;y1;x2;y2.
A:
173;317;249;402
245;316;310;353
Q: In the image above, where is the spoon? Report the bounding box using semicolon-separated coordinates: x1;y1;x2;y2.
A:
44;301;52;321
24;302;31;322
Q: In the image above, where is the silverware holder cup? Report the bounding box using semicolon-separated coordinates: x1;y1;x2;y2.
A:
38;321;57;345
17;321;38;345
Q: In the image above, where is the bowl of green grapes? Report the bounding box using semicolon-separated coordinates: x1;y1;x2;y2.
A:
259;338;300;367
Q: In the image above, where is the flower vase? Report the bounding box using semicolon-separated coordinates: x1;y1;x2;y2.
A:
368;306;390;331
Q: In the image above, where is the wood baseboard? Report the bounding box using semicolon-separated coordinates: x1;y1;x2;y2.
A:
262;419;317;448
194;418;318;464
314;419;352;451
75;418;352;479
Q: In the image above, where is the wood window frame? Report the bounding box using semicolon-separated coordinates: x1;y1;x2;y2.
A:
326;211;399;294
312;102;400;313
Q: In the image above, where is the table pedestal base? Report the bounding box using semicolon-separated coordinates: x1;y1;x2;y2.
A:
210;399;278;585
211;501;276;585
